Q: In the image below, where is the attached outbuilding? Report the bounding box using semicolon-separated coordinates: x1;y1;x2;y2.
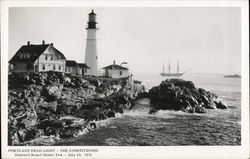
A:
77;63;90;75
65;60;79;75
102;61;130;79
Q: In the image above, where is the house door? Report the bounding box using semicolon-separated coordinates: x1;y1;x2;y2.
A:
105;70;108;77
34;65;38;72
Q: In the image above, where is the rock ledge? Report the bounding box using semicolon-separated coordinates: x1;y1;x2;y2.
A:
148;78;227;114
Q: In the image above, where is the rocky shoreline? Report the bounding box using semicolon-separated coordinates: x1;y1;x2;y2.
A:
8;71;145;145
8;73;228;146
148;78;228;114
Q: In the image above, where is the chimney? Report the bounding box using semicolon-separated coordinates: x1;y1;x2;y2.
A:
27;41;30;45
113;60;115;65
42;40;45;45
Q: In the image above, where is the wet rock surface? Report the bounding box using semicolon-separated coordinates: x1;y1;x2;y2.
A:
148;79;228;114
8;71;145;145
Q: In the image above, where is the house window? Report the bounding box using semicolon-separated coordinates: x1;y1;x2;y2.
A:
51;56;53;60
27;54;30;58
85;69;87;73
45;55;48;60
59;65;61;70
120;71;123;75
42;64;45;70
53;64;56;70
10;64;14;70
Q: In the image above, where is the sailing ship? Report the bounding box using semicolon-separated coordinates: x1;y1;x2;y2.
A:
160;60;186;77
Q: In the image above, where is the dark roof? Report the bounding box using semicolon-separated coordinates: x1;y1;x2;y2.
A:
9;43;66;63
89;10;96;15
102;64;128;70
53;47;66;59
78;63;90;69
9;44;49;63
66;60;78;67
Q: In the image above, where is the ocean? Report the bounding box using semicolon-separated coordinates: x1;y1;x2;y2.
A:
54;73;241;146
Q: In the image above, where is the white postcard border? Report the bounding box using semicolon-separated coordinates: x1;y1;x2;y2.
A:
1;1;249;159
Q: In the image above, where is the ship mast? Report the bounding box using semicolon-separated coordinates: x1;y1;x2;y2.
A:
168;58;171;73
163;63;165;73
177;60;179;73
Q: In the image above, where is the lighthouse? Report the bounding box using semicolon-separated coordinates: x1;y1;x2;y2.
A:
84;9;98;76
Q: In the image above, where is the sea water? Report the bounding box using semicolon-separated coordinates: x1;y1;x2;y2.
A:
55;73;241;146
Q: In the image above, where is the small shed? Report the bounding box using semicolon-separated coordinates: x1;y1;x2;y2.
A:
65;60;78;75
102;61;129;79
77;63;90;75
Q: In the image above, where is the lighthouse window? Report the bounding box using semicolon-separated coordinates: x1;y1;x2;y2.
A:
42;64;45;70
51;56;53;60
45;55;48;60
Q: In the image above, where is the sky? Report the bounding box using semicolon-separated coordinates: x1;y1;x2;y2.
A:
9;7;241;74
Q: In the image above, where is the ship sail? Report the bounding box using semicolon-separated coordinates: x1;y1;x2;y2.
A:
160;59;186;77
162;63;165;73
168;59;171;73
177;60;179;73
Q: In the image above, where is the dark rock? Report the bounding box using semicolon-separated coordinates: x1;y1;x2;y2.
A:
42;85;63;101
214;97;228;109
195;106;206;113
105;110;115;118
56;104;78;114
8;71;145;145
163;78;195;89
60;126;85;138
89;122;97;129
189;107;196;113
148;78;227;114
37;120;64;136
149;108;158;114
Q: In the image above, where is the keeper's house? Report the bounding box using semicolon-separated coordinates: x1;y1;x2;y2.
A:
102;60;129;79
9;41;66;72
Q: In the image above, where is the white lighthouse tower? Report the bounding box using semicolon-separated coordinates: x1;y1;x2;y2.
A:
84;9;98;76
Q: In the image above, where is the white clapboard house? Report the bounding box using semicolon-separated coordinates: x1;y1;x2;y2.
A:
9;41;66;72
